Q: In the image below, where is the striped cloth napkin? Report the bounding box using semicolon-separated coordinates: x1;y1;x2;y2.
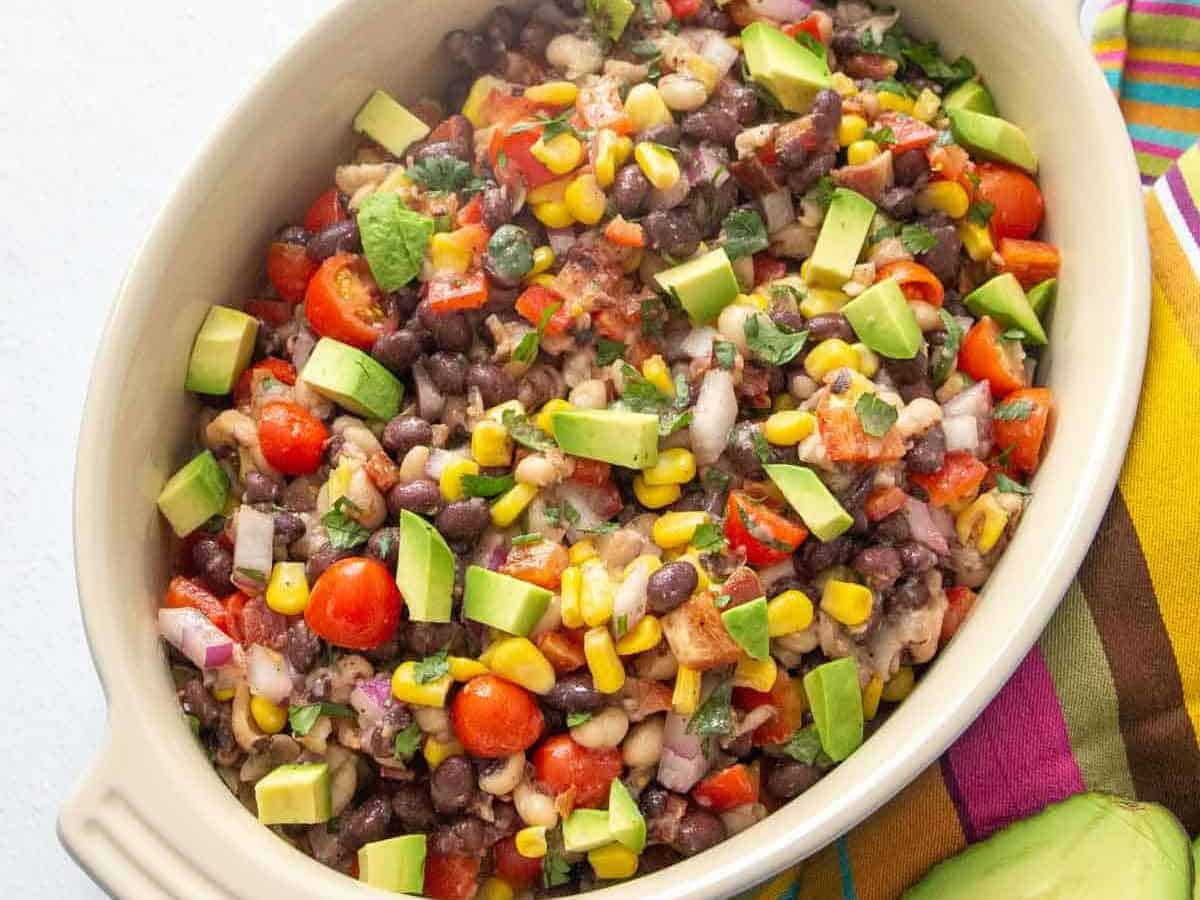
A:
745;3;1200;897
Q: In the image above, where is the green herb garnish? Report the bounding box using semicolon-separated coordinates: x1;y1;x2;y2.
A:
288;703;356;737
393;721;422;760
322;496;370;550
461;472;517;499
995;473;1032;495
900;224;939;255
691;522;727;554
967;200;995;227
597;337;626;366
503;408;557;451
855;393;899;437
512;533;542;546
744;315;808;366
931;309;964;386
686;680;734;738
994;399;1034;422
566;711;593;727
783;725;824;765
406;157;483;195
413;647;450;684
714;340;737;370
722;208;770;260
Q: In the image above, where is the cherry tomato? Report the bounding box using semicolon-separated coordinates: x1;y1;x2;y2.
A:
515;285;571;336
165;576;229;632
303;187;347;233
876;260;944;306
427;270;490;313
875;111;939;154
692;764;760;812
244;298;295;327
724;492;808;567
304;253;397;349
997;238;1061;289
733;672;806;746
456;193;484;227
493;835;543;889
489;127;558;190
234;358;296;408
423;853;480;900
482;89;539;129
452;674;545;758
864;485;908;522
667;0;701;17
267;241;318;303
926;144;972;185
305;557;402;650
783;15;824;41
225;592;287;649
991;387;1052;475
535;630;586;673
958;316;1027;397
501;540;569;590
975;163;1044;242
909;451;988;507
941;586;978;643
257;400;328;475
533;735;623;808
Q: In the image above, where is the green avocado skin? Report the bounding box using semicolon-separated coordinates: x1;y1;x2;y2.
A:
1192;835;1199;900
903;793;1193;900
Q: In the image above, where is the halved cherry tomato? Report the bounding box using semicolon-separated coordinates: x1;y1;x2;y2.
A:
875;112;939;154
725;492;808;567
493;835;542;889
258;400;328;475
234;358;296;408
305;557;401;650
926;144;971;184
783;15;825;41
974;163;1044;242
817;400;906;464
753;253;788;287
303;187;346;233
909;451;988;507
577;79;633;135
166;576;229;632
424;853;480;900
490;127;558;190
225;592;287;649
428;270;490;313
876;260;944;306
501;540;569;590
958;316;1026;397
734;671;806;746
515;284;572;336
304;253;397;349
536;630;587;673
667;0;702;17
456;193;484;227
941;586;978;643
991;387;1052;475
997;238;1061;289
693;764;760;812
604;215;646;248
244;298;295;327
532;734;623;807
453;675;545;758
267;241;318;303
864;485;908;522
570;459;612;487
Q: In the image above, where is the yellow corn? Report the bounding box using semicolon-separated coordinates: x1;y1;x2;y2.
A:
800;287;849;318
652;511;709;549
882;665;916;702
532;200;576;229
569;539;598;565
956;491;1009;553
804;338;860;381
529;245;555;278
492;483;538;528
250;695;287;734
877;90;915;114
847;140;881;166
641;354;674;396
683;53;721;92
589;843;639;880
327;459;354;506
958;220;995;262
862;675;884;721
616;614;663;655
916;180;971;219
634;142;681;192
726;35;744;51
821;580;874;627
622;554;662;580
641;448;697;487
537;398;573;435
531;132;586;176
430;231;474;274
564;173;607;226
676;550;710;590
528;177;571;206
448;656;489;681
265;561;309;616
391;661;453;707
478;877;516;900
593;129;622;188
624;83;674;132
767;589;815;637
831;72;858;96
479;636;556;694
912;87;942;122
615;135;634;164
733;654;778;693
423;736;463;769
763;410;816;446
851;342;881;378
440;458;480;502
462;75;505;127
471;419;514;467
524;80;579;107
213;686;235;702
515;826;549;858
560;565;585;628
584;627;626;694
672;665;702;715
581;560;615;627
633;476;681;509
487;399;526;422
838;114;868;147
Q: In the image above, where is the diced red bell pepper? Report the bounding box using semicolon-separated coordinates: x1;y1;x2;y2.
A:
482;89;539;129
577;80;633;135
456;193;484;227
233;357;296;408
958;316;1027;397
926;144;972;186
693;763;760;812
725;491;808;567
909;451;988;507
490;126;558;190
244;298;295;327
941;586;978;643
817;401;906;464
165;576;229;633
536;629;587;673
991;387;1052;475
667;0;702;17
423;853;480;900
875;112;939;154
783;15;825;41
864;485;908;522
428;270;490;313
753;253;788;287
266;241;318;303
224;592;288;649
876;260;944;306
501;540;570;590
604;215;646;248
515;284;572;336
998;238;1061;289
734;671;807;746
570;459;612;486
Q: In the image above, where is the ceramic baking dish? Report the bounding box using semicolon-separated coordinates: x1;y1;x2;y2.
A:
60;0;1147;896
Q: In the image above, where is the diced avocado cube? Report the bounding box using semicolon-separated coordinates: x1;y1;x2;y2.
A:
357;192;435;291
254;762;331;825
588;0;636;42
948;108;1038;175
552;409;660;470
184;306;258;396
358;834;426;894
841;279;923;360
300;337;404;421
764;464;853;543
353;89;431;158
563;808;614;853
720;596;770;661
1027;277;1057;319
964;273;1048;346
654;248;740;325
943;80;996;116
742;22;832;114
396;510;455;623
802;657;863;763
463;566;553;637
156;450;230;537
607;779;647;853
807;189;876;289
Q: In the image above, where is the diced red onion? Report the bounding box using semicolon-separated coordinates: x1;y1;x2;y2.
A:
659;713;710;792
680;326;717;359
903;497;949;556
350;676;393;723
746;0;811;20
232;506;274;596
290;328;316;371
648;174;691;212
159;608;235;670
833;150;894;204
611;558;652;636
691;369;737;466
246;644;294;704
412;360;446;422
547;228;577;258
555;482;610;533
942;415;979;455
698;31;740;77
663;712;703;759
941;380;993;457
760;188;796;234
942;380;991;420
930;505;956;542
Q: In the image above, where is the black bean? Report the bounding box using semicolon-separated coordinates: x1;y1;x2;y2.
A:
646;562;699;615
893;149;930;187
852;545;902;591
517;363;566;413
882;348;929;385
284;622;323;673
273;511;306;546
436;499;491;542
672;812;726;857
484;6;518;48
430;756;476;814
276;224;309;245
726;422;767;479
466;362;518;407
334;795;393;855
417;300;473;353
723;732;753;758
830;28;859;57
712;78;759;125
643;210;701;259
382;416;433;458
444;29;499;72
639;844;683;875
874;511;911;544
916;213;963;285
682;107;741;145
387;479;442;517
787;149;837;195
388;286;421;320
765;759;821;800
794;535;857;577
243;471;279;505
519;19;555;57
405;620;466;657
907;425;946;475
180;679;222;730
805;312;855;343
306;544;350;582
392;783;437;830
367;526;401;568
192;538;234;595
688;176;739;234
640;123;683;147
897;541;938;573
280;477;319;513
306;219;361;262
482;186;514;232
372;329;424;374
612;164;651;218
889;575;931;613
426;352;468;395
808;89;843;142
900;380;935;404
254;321;283;359
878;186;916;220
543;672;604;712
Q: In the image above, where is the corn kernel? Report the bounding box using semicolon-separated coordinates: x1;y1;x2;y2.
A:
877;90;915;114
430;231;473;274
392;661;453;707
847;140;881;166
838;114;868;147
423;736;463;769
561;565;584;628
726;35;744;51
250;695;287;734
634;142;681;192
958;220;995;262
581;560;614;627
589;842;639;880
529;245;555;277
831;72;858;96
956;491;1009;553
639;354;673;396
265;561;309;616
478;877;516;900
530;272;556;287
616;614;663;655
516;826;549;858
804;338;860;381
491;482;538;528
633;476;681;509
912;87;942;122
564;173;607;226
531;132;586;176
440;458;480;502
326;459;354;506
641;448;697;487
448;656;489;681
916;180;971;219
624;83;674;133
524;80;579;107
652;511;709;549
532;201;575;229
622;554;662;580
862;675;884;721
800;287;849;318
593;129;622;188
767;589;815;636
213;687;235;702
462;75;505;127
733;654;778;693
882;665;915;702
851;342;880;377
763;410;816;446
672;665;701;715
480;636;556;694
584;627;626;694
537;398;573;435
471;419;514;468
676;550;710;590
821;580;874;627
528;177;571;206
569;539;598;565
615;136;634;164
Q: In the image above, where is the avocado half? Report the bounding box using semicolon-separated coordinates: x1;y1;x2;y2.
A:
903;793;1194;900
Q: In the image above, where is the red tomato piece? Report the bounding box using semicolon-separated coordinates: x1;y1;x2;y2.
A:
783;15;825;41
535;630;587;673
165;576;229;632
926;144;971;184
304;253;397;349
482;89;539;129
692;763;760;812
876;260;944;306
453;675;545;758
303;187;347;233
233;358;296;408
875;112;939;154
490;127;558;190
817;402;906;464
267;241;318;303
752;253;788;287
428;270;490;313
733;671;806;746
570;459;612;486
501;540;569;590
941;586;978;643
424;853;480;900
515;285;572;336
257;400;328;476
724;492;808;567
668;0;702;17
909;451;988;507
991;387;1052;475
997;238;1061;289
577;80;633;135
456;194;484;227
226;592;288;649
493;835;542;889
244;298;295;327
604;215;646;248
532;734;623;808
864;485;908;522
974;163;1044;242
958;316;1027;397
304;558;402;650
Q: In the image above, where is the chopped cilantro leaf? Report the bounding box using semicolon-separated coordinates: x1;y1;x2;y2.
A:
714;340;737;370
512;533;542;546
322;496;370;550
967;200;995;227
413;647;450;684
855;393;899;437
462;472;516;499
864;126;896;146
996;473;1033;495
597;337;626;366
931;309;964;386
691;522;727;554
406;157;482;195
393;721;422;760
743;315;808;366
566;711;593;727
289;703;355;737
900;224;939;255
503;408;557;451
722;208;770;260
686;680;734;738
994;399;1034;422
